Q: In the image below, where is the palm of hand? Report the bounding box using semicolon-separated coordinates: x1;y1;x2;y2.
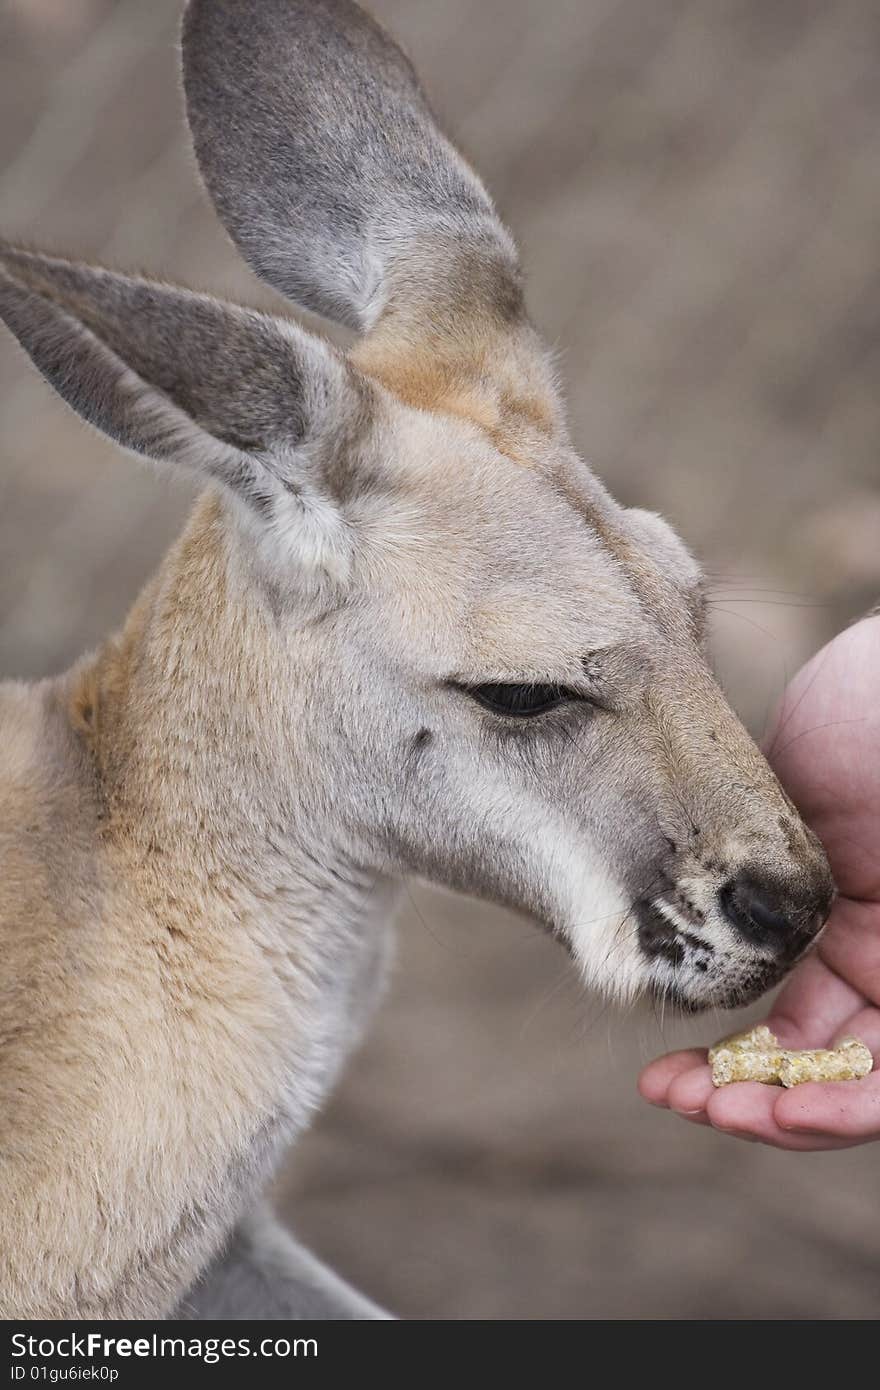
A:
639;616;880;1149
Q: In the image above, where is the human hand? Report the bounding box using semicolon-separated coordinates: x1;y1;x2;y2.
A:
639;615;880;1149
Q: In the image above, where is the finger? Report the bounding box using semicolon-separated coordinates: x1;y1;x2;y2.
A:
818;900;880;1009
775;1069;880;1139
706;1083;858;1150
831;1006;880;1054
706;1080;779;1137
638;1050;706;1107
769;949;864;1048
667;1064;715;1122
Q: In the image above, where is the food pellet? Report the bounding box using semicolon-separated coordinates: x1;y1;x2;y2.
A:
707;1024;776;1064
777;1037;873;1088
709;1026;874;1088
710;1044;786;1086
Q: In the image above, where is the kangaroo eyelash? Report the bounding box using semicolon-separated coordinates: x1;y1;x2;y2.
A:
455;682;593;718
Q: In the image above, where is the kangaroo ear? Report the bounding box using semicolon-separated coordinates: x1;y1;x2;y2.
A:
0;245;370;579
182;0;523;340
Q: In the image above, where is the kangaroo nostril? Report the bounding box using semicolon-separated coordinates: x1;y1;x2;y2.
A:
718;875;814;951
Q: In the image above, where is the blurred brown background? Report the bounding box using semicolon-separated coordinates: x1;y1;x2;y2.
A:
2;0;879;1319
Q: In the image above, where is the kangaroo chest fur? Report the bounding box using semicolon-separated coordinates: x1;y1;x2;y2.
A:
0;494;397;1317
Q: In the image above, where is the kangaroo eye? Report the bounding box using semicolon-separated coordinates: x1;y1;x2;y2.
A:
462;683;585;718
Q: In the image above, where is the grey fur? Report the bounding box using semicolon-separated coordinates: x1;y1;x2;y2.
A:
182;0;522;334
0;244;367;523
178;1206;392;1320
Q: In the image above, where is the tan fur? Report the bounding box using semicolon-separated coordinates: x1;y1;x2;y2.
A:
0;494;400;1317
2;514;266;1314
352;315;561;464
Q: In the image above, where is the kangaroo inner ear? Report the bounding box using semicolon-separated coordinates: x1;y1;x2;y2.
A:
182;0;523;340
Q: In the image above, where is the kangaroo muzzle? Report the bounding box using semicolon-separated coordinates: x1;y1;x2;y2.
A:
632;676;835;1010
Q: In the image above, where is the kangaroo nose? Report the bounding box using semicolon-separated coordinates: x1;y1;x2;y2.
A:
719;874;829;953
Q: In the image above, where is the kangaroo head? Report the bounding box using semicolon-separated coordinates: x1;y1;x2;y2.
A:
0;0;832;1011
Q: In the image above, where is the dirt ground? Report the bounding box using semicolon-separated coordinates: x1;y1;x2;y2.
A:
1;0;879;1319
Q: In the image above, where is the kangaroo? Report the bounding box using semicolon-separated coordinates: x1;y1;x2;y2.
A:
0;0;833;1321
